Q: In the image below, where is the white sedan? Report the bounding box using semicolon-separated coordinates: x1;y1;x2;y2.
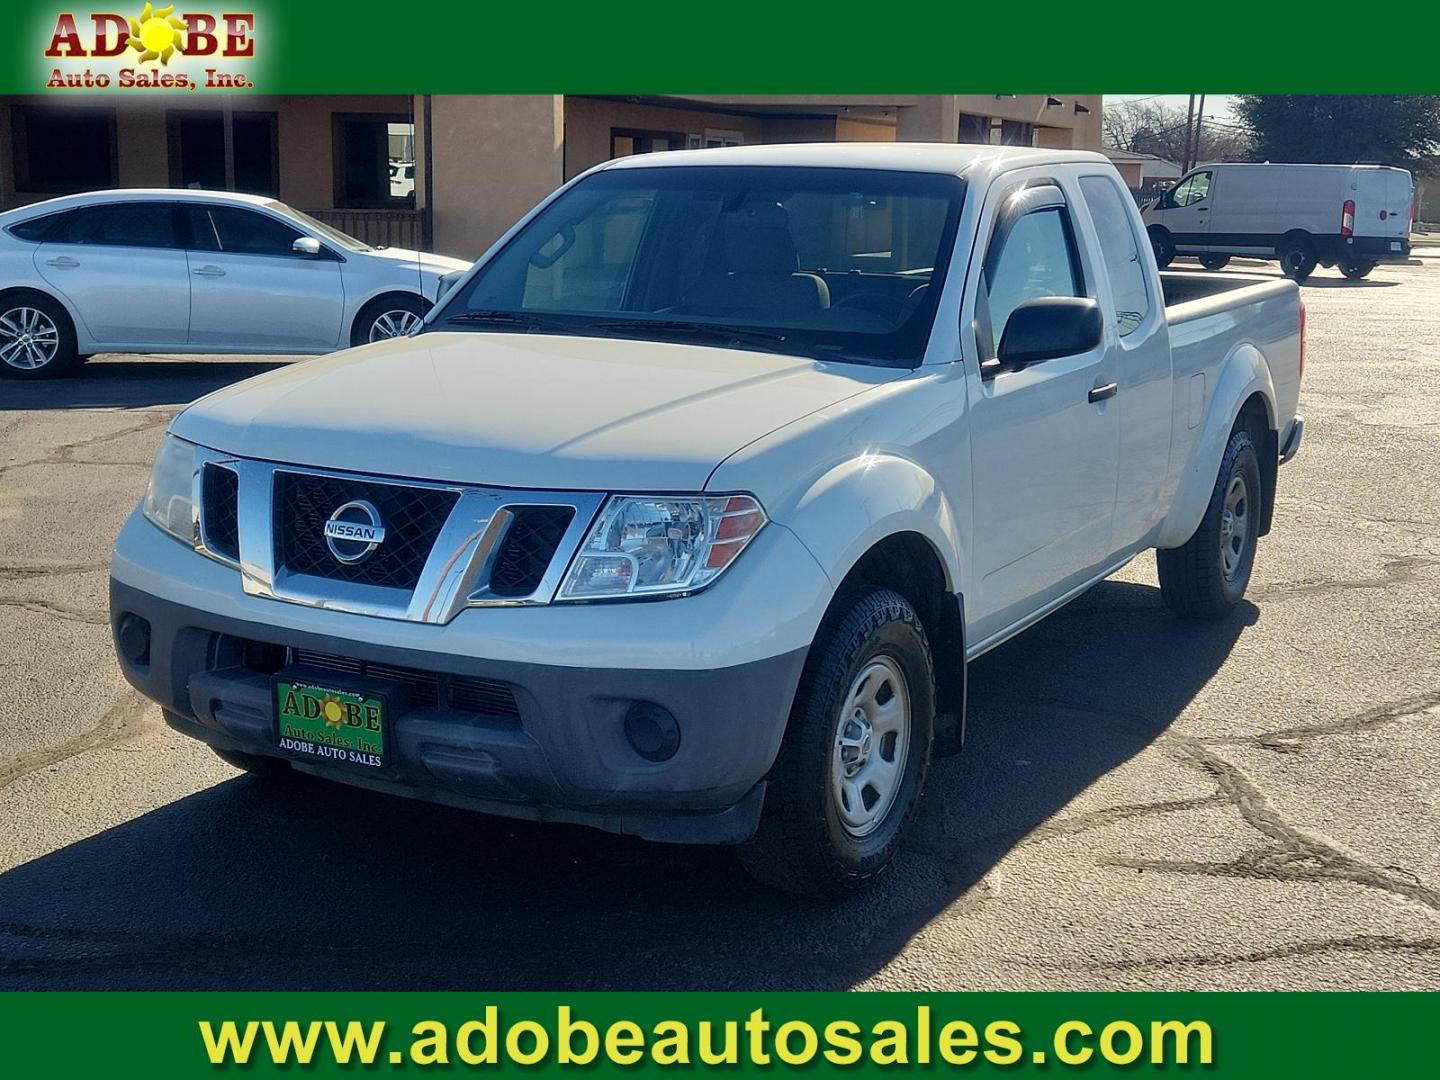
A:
0;189;470;378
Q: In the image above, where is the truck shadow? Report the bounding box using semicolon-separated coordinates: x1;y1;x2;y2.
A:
0;577;1254;990
0;358;290;411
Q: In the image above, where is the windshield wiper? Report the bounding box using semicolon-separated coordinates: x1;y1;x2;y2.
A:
590;319;794;351
446;309;581;332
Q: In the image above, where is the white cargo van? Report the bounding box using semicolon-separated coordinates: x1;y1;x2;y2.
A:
1142;162;1413;281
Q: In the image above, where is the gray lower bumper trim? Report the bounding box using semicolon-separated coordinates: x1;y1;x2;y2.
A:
113;579;807;845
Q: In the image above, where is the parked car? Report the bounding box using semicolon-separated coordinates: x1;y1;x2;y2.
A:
0;189;469;378
1142;162;1414;281
110;145;1304;896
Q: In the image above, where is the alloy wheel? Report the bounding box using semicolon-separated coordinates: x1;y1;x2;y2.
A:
0;307;61;371
368;309;423;342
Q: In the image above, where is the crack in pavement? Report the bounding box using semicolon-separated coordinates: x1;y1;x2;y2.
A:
1040;933;1440;972
0;562;110;582
1211;690;1440;753
0;413;170;479
1249;554;1440;601
0;689;151;794
0;596;107;626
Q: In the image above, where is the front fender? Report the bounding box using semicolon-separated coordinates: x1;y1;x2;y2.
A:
1156;342;1276;549
778;452;965;599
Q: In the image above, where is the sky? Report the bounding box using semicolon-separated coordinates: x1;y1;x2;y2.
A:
1107;94;1236;123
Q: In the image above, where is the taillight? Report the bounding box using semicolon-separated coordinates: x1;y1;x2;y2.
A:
1298;299;1306;380
1341;199;1355;237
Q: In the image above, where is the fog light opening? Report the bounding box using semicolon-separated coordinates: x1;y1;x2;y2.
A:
117;613;152;665
624;701;680;762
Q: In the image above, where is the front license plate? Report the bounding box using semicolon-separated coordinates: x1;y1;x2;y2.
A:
274;679;386;769
1391;242;1402;251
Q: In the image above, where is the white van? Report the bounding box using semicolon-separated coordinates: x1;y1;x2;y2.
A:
1142;163;1413;281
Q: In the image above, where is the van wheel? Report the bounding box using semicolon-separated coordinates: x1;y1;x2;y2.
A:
1277;237;1317;282
0;293;82;379
1340;260;1376;280
1149;229;1176;268
739;588;934;897
352;294;428;346
1157;428;1262;619
1199;254;1230;271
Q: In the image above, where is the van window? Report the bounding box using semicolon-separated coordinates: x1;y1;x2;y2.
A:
1170;171;1211;207
983;206;1083;352
1079;176;1151;337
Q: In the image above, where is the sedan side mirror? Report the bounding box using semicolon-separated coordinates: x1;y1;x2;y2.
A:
292;236;323;257
995;296;1104;370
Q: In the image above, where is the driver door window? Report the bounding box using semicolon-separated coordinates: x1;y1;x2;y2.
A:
1170;171;1212;207
982;206;1083;357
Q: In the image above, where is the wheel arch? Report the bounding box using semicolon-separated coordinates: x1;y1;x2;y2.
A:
1157;345;1278;549
349;289;431;342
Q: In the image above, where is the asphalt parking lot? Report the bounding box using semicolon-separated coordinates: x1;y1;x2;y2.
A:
1;253;1437;990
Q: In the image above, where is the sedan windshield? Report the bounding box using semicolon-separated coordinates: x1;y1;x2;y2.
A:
434;165;966;368
268;202;374;252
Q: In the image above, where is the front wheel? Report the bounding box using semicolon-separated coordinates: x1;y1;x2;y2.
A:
352;294;429;347
1149;229;1176;269
1157;428;1263;619
1199;254;1230;271
739;588;935;897
1340;260;1376;280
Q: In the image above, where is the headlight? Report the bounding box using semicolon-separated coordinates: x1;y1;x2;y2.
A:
557;494;767;601
142;434;198;545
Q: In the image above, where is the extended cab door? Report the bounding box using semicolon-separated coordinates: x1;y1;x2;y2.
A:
182;204;345;351
33;200;190;347
964;171;1122;645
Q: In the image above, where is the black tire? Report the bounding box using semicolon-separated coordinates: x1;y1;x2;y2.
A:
739;588;935;897
1157;428;1263;619
212;746;295;778
1277;236;1317;282
1340;260;1376;281
1199;254;1230;271
351;293;429;347
1149;228;1176;269
0;292;82;379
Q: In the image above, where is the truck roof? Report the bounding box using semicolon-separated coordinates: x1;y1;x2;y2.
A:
598;142;1113;180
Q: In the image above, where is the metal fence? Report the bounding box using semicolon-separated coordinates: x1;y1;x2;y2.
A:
306;208;423;250
1130;184;1171;207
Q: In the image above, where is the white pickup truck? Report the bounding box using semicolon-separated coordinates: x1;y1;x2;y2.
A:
111;145;1304;896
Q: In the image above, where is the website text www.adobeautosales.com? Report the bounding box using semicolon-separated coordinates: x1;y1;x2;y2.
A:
199;1006;1214;1069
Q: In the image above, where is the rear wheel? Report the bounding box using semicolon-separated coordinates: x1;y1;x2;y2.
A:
739;588;934;897
1149;229;1176;268
1340;260;1376;280
1277;237;1317;282
1157;428;1263;619
0;294;82;379
1198;253;1230;271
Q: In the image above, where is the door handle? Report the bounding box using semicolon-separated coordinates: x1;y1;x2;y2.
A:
1088;382;1119;403
45;256;79;269
192;266;226;277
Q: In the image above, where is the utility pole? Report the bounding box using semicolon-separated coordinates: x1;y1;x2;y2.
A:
1182;94;1196;172
1192;93;1207;167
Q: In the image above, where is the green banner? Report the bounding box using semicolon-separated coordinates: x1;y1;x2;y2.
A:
0;993;1434;1074
9;0;1440;95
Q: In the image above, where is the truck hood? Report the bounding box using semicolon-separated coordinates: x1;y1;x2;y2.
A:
172;332;901;491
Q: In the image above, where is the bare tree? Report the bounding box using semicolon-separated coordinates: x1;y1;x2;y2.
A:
1104;99;1253;165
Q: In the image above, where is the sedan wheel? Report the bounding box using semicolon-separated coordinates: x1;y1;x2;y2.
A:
0;306;61;372
368;309;423;342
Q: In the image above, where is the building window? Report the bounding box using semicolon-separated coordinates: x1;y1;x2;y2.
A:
703;128;744;148
958;114;990;144
11;105;117;194
998;120;1035;146
333;113;415;208
166;111;278;196
610;128;687;158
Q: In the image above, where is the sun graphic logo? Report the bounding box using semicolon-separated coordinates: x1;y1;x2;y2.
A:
320;695;347;728
125;3;187;65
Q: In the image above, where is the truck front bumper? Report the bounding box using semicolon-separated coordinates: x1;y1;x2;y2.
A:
110;510;830;844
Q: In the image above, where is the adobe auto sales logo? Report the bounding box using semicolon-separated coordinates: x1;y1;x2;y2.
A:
42;4;258;92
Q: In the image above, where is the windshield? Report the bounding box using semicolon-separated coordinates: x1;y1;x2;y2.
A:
267;201;374;252
433;165;966;368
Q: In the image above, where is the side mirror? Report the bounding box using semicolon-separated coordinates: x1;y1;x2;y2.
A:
435;268;467;304
994;297;1103;370
292;236;323;257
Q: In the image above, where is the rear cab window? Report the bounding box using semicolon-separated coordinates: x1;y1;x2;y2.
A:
1078;175;1152;336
